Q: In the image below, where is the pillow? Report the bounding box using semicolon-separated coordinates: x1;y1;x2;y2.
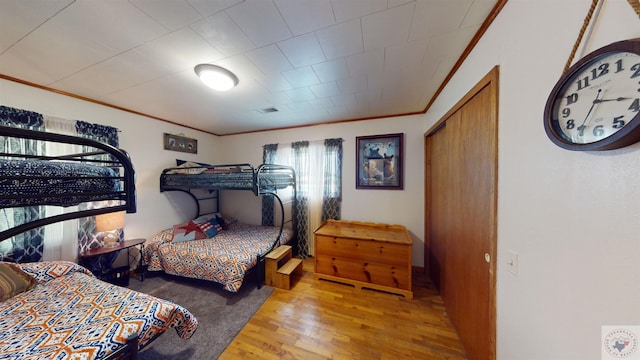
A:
215;215;229;230
0;263;37;301
194;217;223;238
214;212;237;229
172;221;207;243
176;159;211;167
19;261;90;283
167;161;208;175
193;215;213;223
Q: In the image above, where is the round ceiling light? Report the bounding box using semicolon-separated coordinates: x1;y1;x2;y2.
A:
194;64;239;91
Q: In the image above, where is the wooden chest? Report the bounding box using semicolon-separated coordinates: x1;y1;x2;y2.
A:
313;219;413;299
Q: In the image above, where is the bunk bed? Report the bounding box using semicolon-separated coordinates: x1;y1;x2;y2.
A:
147;163;297;292
0;125;136;242
0;125;198;359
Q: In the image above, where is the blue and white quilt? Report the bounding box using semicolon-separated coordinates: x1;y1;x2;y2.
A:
0;159;120;207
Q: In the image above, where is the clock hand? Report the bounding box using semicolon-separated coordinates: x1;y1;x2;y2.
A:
593;97;631;103
581;89;602;127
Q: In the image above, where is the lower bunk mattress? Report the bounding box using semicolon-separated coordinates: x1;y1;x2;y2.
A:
0;261;198;359
144;222;294;292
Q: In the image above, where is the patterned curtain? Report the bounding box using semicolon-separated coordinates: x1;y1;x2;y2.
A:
42;116;82;262
291;141;310;258
261;144;278;226
0;106;46;262
75;122;121;254
75;121;119;147
321;138;343;221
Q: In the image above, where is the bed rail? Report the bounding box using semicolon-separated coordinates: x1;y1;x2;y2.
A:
159;163;296;217
159;163;257;217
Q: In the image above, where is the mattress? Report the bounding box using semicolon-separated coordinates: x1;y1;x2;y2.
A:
161;170;293;191
144;222;294;292
0;159;121;207
0;261;198;359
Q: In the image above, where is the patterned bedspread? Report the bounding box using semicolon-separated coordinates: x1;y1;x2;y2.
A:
0;159;120;207
0;261;198;359
144;223;294;292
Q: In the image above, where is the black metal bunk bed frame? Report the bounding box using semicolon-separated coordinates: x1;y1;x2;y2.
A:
0;125;140;359
159;162;297;288
0;126;136;242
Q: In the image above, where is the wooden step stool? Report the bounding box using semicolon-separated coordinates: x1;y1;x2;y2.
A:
265;245;303;290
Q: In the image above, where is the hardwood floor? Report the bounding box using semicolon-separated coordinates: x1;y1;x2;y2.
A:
220;258;468;359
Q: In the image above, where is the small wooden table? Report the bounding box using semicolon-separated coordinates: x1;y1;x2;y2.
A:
79;238;146;285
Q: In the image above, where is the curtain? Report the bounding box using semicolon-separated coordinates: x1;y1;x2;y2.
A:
291;141;310;258
270;138;343;258
321;138;343;221
261;144;278;226
42;116;82;261
75;121;119;147
75;122;120;255
0;106;46;262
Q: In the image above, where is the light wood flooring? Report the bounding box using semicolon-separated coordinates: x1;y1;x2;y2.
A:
220;258;468;359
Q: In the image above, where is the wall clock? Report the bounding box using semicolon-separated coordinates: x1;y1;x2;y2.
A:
544;38;640;151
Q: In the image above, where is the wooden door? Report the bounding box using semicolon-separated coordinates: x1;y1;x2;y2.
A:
425;67;498;360
425;120;451;293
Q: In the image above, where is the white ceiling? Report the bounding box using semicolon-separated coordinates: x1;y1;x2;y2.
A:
0;0;499;135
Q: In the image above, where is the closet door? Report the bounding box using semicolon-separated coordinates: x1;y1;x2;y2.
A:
425;67;498;360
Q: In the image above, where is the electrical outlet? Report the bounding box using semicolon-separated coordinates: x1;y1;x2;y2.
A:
506;250;519;277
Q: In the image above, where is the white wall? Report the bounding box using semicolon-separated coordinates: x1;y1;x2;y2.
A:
0;78;219;259
423;0;640;359
216;115;425;266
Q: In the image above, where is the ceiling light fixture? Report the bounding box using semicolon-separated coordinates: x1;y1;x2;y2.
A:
194;64;239;91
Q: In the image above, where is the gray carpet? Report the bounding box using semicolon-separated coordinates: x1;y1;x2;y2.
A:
127;272;273;360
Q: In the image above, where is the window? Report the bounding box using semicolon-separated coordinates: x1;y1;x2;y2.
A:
265;139;342;257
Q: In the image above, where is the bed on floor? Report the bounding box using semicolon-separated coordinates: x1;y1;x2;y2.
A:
0;261;197;360
0;125;198;359
148;162;297;292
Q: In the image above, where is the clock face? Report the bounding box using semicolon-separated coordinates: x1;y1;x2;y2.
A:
550;51;640;146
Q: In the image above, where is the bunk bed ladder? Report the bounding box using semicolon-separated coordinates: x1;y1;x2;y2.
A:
256;171;298;289
264;245;302;290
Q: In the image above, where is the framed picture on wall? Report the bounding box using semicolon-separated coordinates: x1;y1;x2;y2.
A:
163;133;197;154
356;133;403;190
